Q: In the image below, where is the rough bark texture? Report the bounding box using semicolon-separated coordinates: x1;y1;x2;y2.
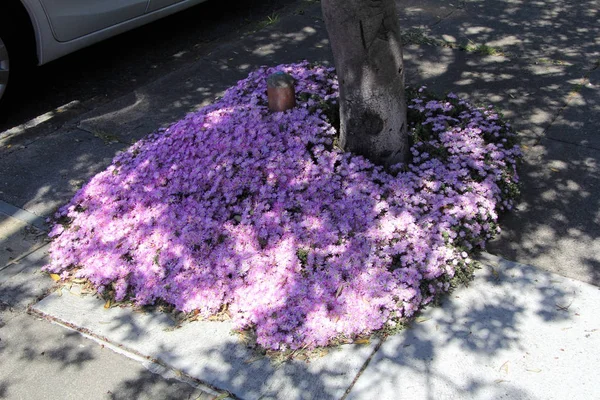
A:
321;0;408;167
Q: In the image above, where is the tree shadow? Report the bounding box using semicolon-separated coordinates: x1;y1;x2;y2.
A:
28;251;580;399
428;0;600;67
347;256;579;399
0;294;224;399
107;365;208;400
0;245;52;310
0;0;302;133
0;0;597;398
0;302;96;399
392;0;600;286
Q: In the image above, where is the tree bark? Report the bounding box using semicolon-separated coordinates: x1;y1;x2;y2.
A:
321;0;408;168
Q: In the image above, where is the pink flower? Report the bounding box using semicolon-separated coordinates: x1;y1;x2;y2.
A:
43;62;521;350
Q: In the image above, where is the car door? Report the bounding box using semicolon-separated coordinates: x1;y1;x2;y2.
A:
146;0;184;13
39;0;150;42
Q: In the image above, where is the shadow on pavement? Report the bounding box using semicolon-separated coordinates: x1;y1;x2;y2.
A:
1;0;599;398
0;297;218;398
0;0;301;132
347;256;584;399
396;0;600;285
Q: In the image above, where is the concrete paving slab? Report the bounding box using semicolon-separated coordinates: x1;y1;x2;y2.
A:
546;67;600;149
33;287;380;400
487;138;600;285
0;306;221;400
76;2;586;143
76;8;334;144
0;223;225;399
0;213;47;268
1;1;585;224
0;128;126;218
427;0;600;66
0;245;53;310
74;42;583;154
0;199;48;231
402;45;584;137
396;0;464;29
76;59;245;145
1;2;598;399
0;8;332;221
348;253;600;400
0;100;91;156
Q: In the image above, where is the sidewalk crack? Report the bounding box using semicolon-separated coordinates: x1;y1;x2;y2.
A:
340;338;385;400
542;136;600;152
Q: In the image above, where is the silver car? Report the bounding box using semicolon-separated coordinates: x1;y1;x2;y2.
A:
0;0;208;107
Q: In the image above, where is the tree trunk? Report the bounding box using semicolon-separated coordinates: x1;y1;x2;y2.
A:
321;0;408;168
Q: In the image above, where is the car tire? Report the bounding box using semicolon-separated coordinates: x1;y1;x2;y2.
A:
0;31;11;111
0;9;33;116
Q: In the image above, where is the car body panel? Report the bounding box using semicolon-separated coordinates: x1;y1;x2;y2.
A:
147;0;184;13
39;0;150;42
18;0;208;65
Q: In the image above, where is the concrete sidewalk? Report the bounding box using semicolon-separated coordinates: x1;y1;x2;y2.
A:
30;253;600;399
1;0;600;398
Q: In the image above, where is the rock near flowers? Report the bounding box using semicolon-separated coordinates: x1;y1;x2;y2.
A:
267;72;296;112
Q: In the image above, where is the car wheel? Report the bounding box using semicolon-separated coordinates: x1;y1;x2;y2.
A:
0;34;10;108
0;9;33;114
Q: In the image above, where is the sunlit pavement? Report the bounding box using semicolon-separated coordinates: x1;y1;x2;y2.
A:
1;0;599;398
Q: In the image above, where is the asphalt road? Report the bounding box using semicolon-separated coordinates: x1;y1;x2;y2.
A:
0;0;301;133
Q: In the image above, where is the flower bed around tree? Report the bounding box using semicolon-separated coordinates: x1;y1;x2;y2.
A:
44;61;521;351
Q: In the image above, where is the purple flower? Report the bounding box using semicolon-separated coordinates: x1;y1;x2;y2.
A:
43;62;521;350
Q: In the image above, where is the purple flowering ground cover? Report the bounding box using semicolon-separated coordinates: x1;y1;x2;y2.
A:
45;61;521;351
